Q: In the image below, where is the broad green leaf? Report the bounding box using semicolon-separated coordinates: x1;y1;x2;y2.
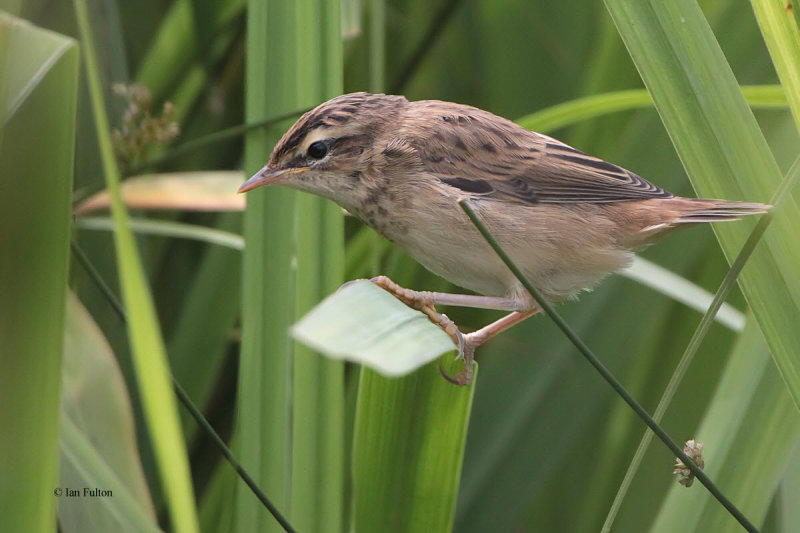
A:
59;418;163;533
0;13;77;533
293;280;456;376
353;360;477;533
0;16;74;125
59;292;158;533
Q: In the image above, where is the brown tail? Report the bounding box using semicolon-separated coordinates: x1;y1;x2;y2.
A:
672;198;770;223
632;197;771;245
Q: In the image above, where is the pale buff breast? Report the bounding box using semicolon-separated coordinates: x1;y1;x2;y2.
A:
377;184;634;304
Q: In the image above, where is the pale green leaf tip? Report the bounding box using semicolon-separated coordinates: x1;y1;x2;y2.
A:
292;280;456;376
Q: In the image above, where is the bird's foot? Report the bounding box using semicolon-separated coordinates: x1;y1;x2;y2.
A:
367;276;474;385
368;276;461;346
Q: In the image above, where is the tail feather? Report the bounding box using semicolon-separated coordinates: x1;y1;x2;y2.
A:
634;198;770;241
673;199;770;223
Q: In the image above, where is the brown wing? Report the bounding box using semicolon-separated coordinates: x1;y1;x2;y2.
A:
409;100;673;204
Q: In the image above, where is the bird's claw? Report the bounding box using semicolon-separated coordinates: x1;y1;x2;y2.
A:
453;328;466;360
439;361;468;386
439;332;474;386
438;356;474;386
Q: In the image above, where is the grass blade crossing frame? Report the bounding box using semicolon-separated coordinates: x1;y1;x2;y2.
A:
603;0;800;409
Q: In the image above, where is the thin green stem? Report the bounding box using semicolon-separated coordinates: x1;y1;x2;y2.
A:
458;200;758;533
76;216;245;250
171;380;297;533
69;241;296;533
70;242;127;322
602;155;800;532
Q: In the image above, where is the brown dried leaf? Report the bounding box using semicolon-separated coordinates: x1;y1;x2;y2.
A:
74;171;246;214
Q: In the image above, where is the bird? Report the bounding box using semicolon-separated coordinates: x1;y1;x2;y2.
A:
238;92;769;385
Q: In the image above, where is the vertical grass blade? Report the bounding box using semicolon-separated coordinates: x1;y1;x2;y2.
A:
237;1;298;531
0;14;77;533
72;2;199;531
604;0;800;408
240;1;345;530
288;1;345;531
353;358;476;533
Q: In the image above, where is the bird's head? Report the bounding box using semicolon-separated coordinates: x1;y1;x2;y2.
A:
238;92;407;206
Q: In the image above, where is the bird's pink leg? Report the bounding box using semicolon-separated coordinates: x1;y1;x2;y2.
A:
369;275;524;310
369;276;462;346
464;309;539;346
367;276;539;385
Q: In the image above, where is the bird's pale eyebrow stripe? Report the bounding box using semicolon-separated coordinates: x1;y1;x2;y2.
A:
274;121;316;160
440;177;494;194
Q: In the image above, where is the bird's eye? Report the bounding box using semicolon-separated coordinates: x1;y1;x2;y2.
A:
307;140;329;159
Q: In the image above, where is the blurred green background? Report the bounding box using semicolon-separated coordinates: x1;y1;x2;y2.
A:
4;0;800;531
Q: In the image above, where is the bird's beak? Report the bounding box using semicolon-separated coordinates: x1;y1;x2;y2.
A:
237;165;310;193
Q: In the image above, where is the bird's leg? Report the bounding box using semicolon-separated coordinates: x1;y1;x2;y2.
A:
368;275;539;386
369;275;462;346
369;275;523;311
463;309;540;347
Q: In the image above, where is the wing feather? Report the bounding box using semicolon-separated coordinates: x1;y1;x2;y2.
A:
409;101;673;204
